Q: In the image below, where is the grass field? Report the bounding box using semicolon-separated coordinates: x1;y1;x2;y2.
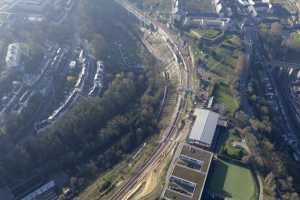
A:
208;159;258;200
190;32;242;116
287;31;300;52
190;29;222;40
214;82;239;116
192;34;241;82
289;32;300;44
219;129;246;160
223;35;242;49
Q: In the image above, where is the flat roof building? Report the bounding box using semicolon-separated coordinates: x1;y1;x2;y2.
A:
20;180;56;200
188;109;220;148
5;43;21;68
162;143;213;200
184;17;230;29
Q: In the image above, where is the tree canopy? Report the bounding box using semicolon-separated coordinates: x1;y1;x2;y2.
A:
0;71;163;192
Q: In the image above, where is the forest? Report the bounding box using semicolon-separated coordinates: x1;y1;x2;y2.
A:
0;0;165;196
0;70;163;192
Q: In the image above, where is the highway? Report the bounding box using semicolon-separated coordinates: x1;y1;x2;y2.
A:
109;1;193;200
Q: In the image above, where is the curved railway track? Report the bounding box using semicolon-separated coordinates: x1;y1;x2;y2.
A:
109;1;193;200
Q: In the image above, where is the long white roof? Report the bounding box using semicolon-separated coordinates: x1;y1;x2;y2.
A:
21;181;55;200
189;109;219;146
5;43;21;68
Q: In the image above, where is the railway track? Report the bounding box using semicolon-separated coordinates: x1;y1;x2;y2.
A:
109;1;192;200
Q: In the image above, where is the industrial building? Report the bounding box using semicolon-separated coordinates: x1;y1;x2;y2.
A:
162;143;213;200
188;108;220;149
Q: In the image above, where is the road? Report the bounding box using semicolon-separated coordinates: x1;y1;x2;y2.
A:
242;13;300;198
240;20;260;118
241;18;271;200
109;1;193;200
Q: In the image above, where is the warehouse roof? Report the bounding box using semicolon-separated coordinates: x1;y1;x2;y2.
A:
188;109;219;147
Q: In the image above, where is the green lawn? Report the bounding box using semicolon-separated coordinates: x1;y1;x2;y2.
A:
223;35;242;49
213;47;237;69
214;47;232;58
290;32;300;44
0;15;7;23
287;31;300;52
208;159;258;200
214;82;239;116
219;129;246;160
190;29;222;40
191;33;241;116
204;46;239;81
